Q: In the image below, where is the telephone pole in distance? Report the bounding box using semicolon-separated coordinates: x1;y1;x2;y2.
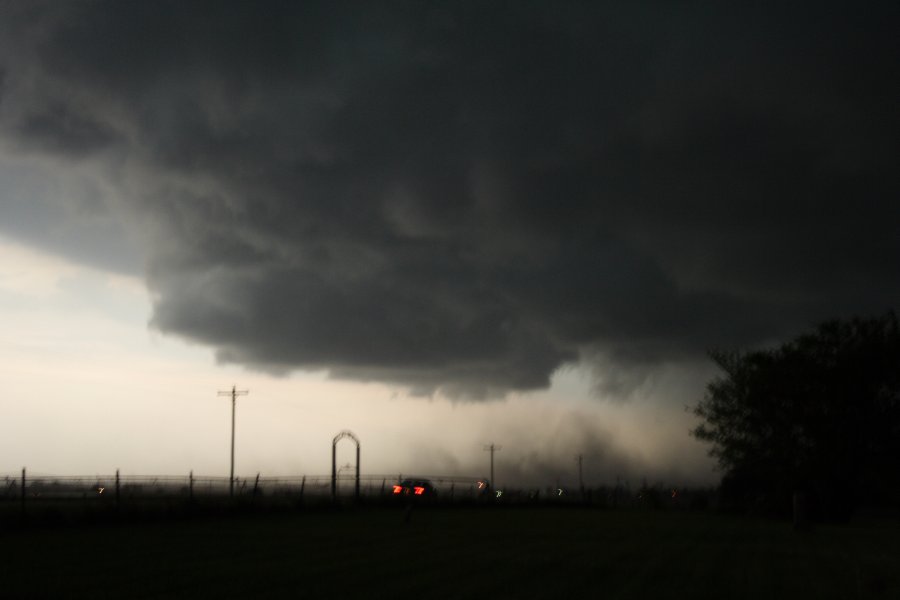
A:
483;443;502;488
218;385;249;497
576;453;584;493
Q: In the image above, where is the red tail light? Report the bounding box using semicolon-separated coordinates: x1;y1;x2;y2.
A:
414;486;425;495
392;485;403;494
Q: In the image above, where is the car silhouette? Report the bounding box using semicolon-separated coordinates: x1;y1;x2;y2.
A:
391;478;437;499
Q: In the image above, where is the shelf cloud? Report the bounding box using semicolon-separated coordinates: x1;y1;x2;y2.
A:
1;1;897;397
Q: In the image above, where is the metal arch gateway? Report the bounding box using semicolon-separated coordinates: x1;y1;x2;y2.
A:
331;430;360;503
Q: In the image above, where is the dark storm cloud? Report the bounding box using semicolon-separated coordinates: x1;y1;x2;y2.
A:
1;1;897;396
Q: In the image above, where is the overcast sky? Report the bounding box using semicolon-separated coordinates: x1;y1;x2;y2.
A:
0;1;897;487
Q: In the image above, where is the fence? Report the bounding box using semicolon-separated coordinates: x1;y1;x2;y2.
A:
0;469;500;515
1;469;716;518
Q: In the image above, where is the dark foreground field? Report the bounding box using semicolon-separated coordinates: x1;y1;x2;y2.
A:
0;507;896;599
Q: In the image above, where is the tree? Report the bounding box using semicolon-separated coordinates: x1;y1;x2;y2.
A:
692;312;900;520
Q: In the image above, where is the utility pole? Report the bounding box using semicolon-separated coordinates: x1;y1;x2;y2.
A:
218;385;248;497
576;454;584;494
483;443;502;488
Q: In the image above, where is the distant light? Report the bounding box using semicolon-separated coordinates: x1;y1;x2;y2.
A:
414;487;425;495
392;485;403;495
557;489;563;496
477;481;485;489
495;490;503;498
97;487;105;494
671;489;678;498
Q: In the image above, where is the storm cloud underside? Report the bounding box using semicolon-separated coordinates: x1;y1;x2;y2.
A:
0;2;897;397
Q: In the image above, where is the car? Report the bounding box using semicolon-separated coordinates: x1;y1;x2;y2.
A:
391;478;437;499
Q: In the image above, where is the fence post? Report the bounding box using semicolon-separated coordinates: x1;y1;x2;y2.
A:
299;476;305;501
115;469;120;512
253;473;260;501
189;470;194;505
20;467;25;516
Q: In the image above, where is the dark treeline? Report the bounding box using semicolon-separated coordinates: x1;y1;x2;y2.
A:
693;312;900;521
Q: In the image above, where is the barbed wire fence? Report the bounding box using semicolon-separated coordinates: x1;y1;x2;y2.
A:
0;469;508;516
0;469;714;519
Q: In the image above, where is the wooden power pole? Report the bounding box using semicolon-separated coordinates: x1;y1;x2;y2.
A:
218;385;249;497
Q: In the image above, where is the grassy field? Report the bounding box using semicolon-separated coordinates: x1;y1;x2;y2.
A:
0;507;896;599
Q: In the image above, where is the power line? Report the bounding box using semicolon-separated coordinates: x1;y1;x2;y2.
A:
218;385;248;497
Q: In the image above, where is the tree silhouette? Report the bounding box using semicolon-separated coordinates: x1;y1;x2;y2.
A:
693;312;900;520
